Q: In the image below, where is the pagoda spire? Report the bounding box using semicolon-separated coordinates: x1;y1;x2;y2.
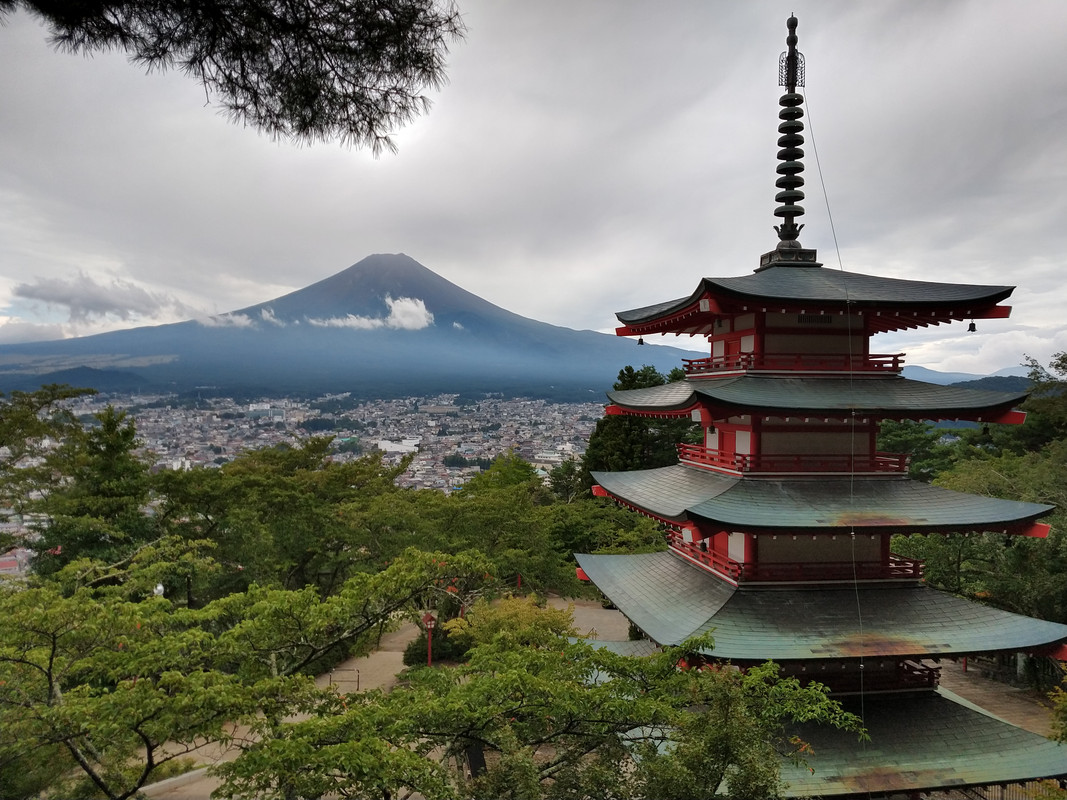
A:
758;15;821;271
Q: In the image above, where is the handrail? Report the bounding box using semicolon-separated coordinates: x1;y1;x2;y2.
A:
666;531;924;582
681;352;904;375
677;443;910;474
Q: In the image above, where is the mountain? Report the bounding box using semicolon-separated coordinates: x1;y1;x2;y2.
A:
0;254;693;400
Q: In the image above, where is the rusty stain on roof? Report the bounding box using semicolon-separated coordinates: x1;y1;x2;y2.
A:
825;632;942;658
837;767;962;794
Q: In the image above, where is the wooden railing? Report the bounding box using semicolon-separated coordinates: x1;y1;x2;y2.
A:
806;660;939;694
667;531;924;582
681;352;904;375
676;443;910;474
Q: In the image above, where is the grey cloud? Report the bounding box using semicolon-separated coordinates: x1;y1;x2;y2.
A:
197;313;254;328
2;1;1067;375
13;273;192;323
307;296;434;331
260;307;286;326
0;320;67;344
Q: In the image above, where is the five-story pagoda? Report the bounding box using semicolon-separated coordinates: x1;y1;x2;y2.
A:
577;17;1067;798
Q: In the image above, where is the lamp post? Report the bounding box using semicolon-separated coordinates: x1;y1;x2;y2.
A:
422;612;437;667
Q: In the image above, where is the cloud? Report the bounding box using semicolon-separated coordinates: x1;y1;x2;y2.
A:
453;321;464;330
12;273;190;323
198;313;254;328
307;295;434;331
0;319;67;344
4;3;1067;375
260;307;286;326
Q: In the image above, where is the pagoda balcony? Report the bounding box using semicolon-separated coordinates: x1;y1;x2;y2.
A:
667;531;924;583
681;352;904;375
790;660;940;695
677;443;910;475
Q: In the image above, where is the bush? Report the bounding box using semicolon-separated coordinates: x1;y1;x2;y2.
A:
402;630;468;667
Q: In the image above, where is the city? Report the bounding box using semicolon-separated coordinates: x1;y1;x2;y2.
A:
71;391;604;490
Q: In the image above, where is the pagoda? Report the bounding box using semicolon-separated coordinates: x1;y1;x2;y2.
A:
576;17;1067;798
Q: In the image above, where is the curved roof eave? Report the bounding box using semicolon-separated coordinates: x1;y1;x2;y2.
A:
780;690;1067;798
606;375;1027;420
592;464;1053;532
615;267;1014;326
575;551;1067;660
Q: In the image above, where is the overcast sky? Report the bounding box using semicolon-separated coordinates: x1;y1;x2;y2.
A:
2;0;1065;375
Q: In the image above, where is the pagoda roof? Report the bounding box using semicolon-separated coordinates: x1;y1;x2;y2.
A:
590;464;1052;533
616;265;1014;332
780;689;1067;797
607;375;1027;421
573;551;1067;659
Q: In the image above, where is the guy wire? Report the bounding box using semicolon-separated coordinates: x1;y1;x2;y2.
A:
802;86;868;741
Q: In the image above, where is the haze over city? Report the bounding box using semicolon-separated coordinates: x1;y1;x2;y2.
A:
2;1;1065;376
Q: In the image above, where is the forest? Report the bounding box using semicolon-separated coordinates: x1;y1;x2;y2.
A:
2;355;1067;799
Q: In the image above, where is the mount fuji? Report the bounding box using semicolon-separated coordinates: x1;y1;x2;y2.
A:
0;254;693;399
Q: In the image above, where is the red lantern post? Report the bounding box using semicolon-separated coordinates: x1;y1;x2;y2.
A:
422;612;437;667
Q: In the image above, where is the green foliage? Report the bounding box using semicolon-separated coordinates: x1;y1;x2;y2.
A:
548;457;584;503
402;629;468;667
30;406;156;577
460;450;545;495
0;384;95;550
157;440;414;597
333;436;363;454
0;546;495;799
442;595;576;651
876;419;959;481
582;365;699;488
444;452;492;469
630;660;860;800
892;439;1067;626
1014;353;1067;450
215;624;862;800
13;0;466;149
0;580;271;800
948;353;1067;457
538;498;664;556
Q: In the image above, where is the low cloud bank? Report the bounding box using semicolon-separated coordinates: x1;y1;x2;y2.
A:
307;296;434;331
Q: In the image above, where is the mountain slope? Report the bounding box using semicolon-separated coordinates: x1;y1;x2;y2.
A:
0;254;692;398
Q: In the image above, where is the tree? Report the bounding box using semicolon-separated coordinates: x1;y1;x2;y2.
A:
1015;353;1067;448
876;419;958;482
214;610;863;800
0;546;494;799
441;594;575;651
538;497;663;557
157;440;415;597
0;566;282;800
0;385;94;549
5;0;465;149
582;365;699;486
29;406;156;577
460;450;545;496
547;457;583;503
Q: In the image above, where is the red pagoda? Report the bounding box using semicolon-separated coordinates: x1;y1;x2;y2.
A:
577;17;1067;797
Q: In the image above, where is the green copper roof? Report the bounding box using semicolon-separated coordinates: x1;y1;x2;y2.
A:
575;551;1067;659
591;464;1052;533
592;464;739;519
576;550;736;647
617;266;1014;325
607;375;1027;419
781;689;1067;797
